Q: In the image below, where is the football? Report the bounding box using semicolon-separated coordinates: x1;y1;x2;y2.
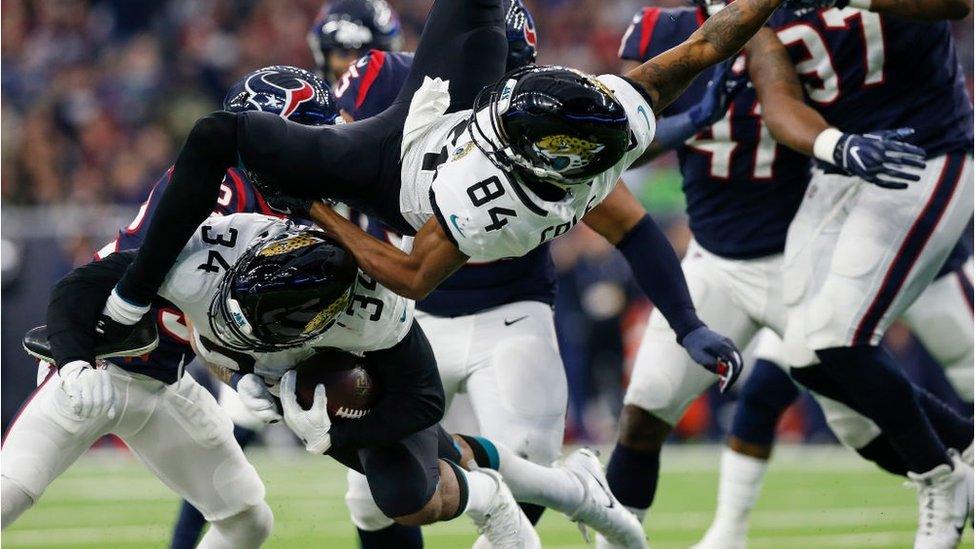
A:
292;349;379;419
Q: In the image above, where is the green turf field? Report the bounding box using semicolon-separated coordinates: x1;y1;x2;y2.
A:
3;444;972;548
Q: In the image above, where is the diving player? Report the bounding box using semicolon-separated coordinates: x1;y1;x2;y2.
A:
326;1;567;545
93;0;842;393
0;64;338;549
307;0;402;84
599;1;972;546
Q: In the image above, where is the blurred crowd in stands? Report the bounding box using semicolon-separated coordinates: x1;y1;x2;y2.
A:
2;0;973;442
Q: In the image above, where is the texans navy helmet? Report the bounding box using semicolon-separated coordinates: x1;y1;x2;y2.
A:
469;65;631;185
503;0;538;71
308;0;402;75
211;227;358;352
223;65;340;126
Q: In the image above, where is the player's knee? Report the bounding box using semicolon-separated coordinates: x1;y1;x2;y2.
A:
373;474;440;525
189;111;239;150
211;501;273;545
1;477;36;529
618;404;672;451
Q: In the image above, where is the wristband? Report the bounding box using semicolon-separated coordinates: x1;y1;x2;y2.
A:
848;0;872;8
813;128;844;165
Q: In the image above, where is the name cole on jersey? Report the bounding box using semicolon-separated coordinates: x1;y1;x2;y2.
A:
767;6;973;158
620;6;812;260
399;74;655;262
158;213;413;390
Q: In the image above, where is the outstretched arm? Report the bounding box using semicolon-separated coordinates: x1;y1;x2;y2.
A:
748;28;927;188
625;0;782;112
746;28;829;156
308;202;468;300
582;182;744;391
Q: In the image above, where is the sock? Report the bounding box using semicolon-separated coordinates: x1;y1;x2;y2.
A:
103;288;151;325
856;435;909;476
605;443;660;515
815;346;950;473
914;386;974;453
459;468;497;517
465;437;584;513
170;501;207;549
711;448;768;530
457;436;547;524
731;359;800;446
357;524;422;549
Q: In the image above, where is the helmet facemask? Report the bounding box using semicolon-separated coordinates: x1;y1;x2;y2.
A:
209;229;357;352
469;66;631;187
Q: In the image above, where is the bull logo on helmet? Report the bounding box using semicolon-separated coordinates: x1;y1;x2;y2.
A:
532;135;606;173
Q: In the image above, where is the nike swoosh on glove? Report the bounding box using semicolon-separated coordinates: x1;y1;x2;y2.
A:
237;373;283;424
834;128;927;189
59;360;117;419
680;326;744;393
280;370;332;454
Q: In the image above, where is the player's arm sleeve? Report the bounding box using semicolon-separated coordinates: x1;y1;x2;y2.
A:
47;251;137;367
617;215;704;340
583;185;704;341
328;324;445;450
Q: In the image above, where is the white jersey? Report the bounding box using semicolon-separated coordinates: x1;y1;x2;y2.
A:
158;213;414;387
398;74;656;262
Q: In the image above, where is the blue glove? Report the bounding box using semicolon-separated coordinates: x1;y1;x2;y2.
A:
654;60;747;151
681;326;744;393
826;128;927;190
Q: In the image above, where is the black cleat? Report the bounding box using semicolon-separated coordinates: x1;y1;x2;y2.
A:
23;315;159;363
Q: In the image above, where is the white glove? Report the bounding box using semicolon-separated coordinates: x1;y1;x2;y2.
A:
280;370;332;454
237;373;283;424
59;360;116;419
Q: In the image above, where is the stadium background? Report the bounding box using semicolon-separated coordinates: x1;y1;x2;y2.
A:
2;0;973;455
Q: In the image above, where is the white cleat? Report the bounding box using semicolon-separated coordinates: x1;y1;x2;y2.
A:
471;534;491;549
469;469;541;549
909;453;972;549
562;448;649;549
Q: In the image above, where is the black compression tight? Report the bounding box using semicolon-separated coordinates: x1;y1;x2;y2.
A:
117;111;238;306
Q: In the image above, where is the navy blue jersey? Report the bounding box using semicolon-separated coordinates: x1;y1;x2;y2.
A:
620;7;811;259
336;51;556;316
95;167;279;383
334;50;414;120
767;7;973;158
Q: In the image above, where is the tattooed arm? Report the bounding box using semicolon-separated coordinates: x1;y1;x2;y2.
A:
746;28;829;155
625;0;782;112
